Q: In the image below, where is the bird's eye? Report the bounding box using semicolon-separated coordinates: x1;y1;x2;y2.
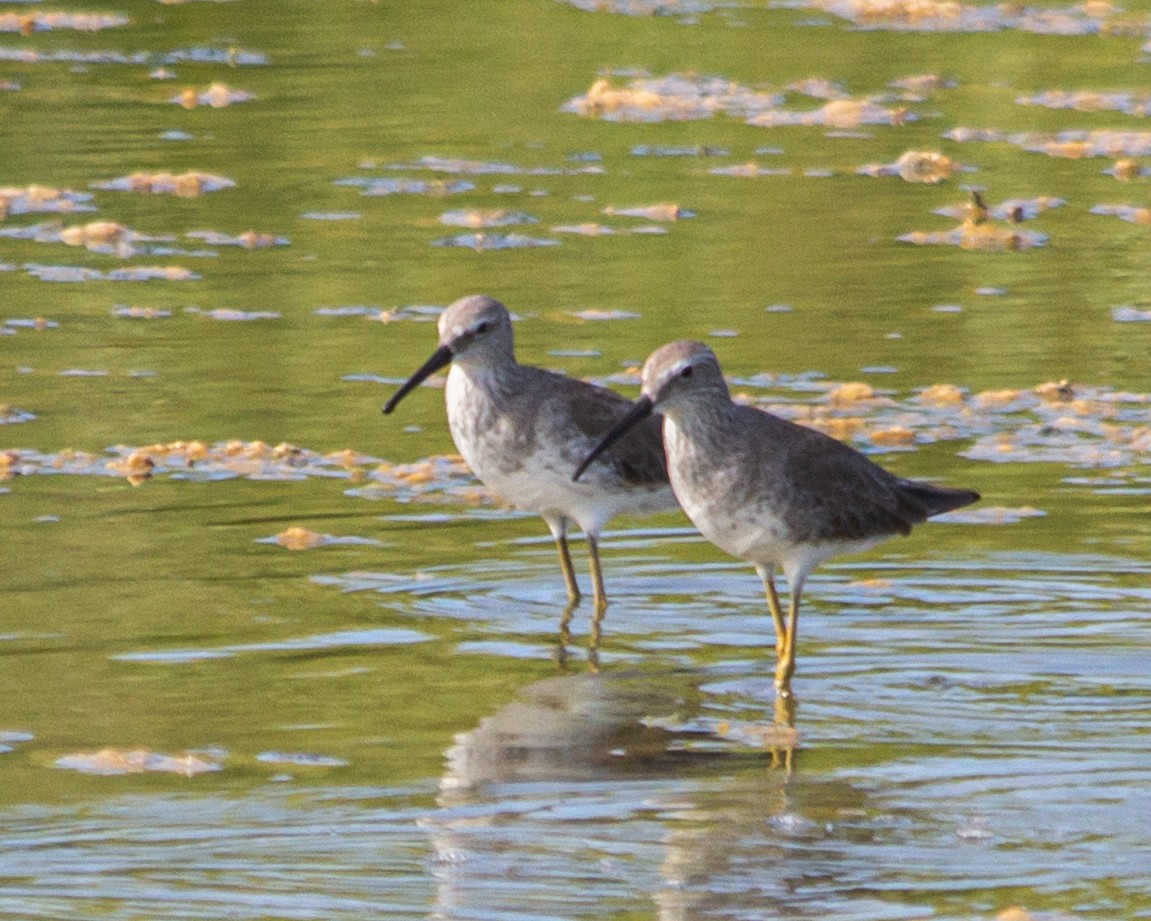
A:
475;321;490;334
681;366;694;379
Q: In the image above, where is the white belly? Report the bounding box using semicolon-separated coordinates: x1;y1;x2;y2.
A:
444;365;671;535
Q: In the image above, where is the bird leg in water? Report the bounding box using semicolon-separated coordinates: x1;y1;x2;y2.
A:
757;565;787;658
588;535;608;660
554;531;581;606
774;588;804;696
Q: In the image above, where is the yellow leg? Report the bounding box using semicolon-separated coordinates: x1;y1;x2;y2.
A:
774;592;801;696
587;535;607;652
555;531;580;605
758;565;787;657
770;691;798;773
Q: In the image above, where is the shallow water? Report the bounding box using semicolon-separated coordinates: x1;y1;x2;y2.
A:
2;1;1151;919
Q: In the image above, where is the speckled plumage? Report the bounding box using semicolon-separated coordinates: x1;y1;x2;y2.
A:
384;295;676;616
576;340;980;693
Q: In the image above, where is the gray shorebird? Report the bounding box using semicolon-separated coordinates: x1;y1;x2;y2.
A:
383;295;676;624
574;340;980;695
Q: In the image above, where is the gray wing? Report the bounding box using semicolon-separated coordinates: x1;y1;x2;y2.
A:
762;410;977;542
522;368;669;488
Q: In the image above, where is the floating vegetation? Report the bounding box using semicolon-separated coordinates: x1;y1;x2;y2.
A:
564;73;783;122
900;191;1048;251
173;82;254;108
184;307;281;321
262;527;383;550
0;46;267;65
937;505;1047;524
602;203;690;221
255;751;350;768
1112;305;1151;321
889;72;956;96
568;308;641;320
438;209;538;228
0;405;35;425
185;230;289;248
1016;89;1151;116
750;97;909;128
934;193;1064;222
55;748;222;776
947;128;1151;159
0;440;378;484
5;316;57;329
0;220;163;255
560;0;730;14
0;184;95;218
0;11;129;33
335;177;476;197
0;731;33;755
1090;203;1151;225
797;0;1131;35
112;305;173;319
301;211;361;221
859;149;956;183
92;171;236;197
430;232;558;251
348;455;490;507
709;162;792;178
388;154;595;176
1107;158;1149;180
552;222;618;236
24;263;200;282
631;144;730;157
319;304;442;324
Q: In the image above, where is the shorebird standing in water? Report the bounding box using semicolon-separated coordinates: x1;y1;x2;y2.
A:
384;295;676;634
575;340;980;696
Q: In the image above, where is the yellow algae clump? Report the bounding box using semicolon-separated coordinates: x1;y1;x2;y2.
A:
552;223;616;236
275;527;326;550
1034;379;1074;402
896;150;954;183
994;908;1036;921
846;577;894;590
959;221;1028;251
55;748;220;777
327;448;363;471
107;449;155;485
183;440;210;462
827;381;877;407
0;11;129;33
111;170;236;197
175;82;254;109
1112;158;1142;181
236;230;281;249
821;416;867;441
0;450;20;478
602;203;682;221
821;98;904;128
974;389;1024;409
920;383;966;407
869;425;916;447
581;78;665;116
58;221;130;248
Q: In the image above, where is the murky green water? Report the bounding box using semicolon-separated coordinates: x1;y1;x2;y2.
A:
2;1;1151;918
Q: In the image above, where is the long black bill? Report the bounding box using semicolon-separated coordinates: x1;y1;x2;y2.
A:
382;345;453;415
572;396;654;482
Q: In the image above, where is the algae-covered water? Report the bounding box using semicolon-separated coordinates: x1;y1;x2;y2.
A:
1;1;1150;918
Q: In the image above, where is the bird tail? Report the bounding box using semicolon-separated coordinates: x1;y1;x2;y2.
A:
900;480;981;518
